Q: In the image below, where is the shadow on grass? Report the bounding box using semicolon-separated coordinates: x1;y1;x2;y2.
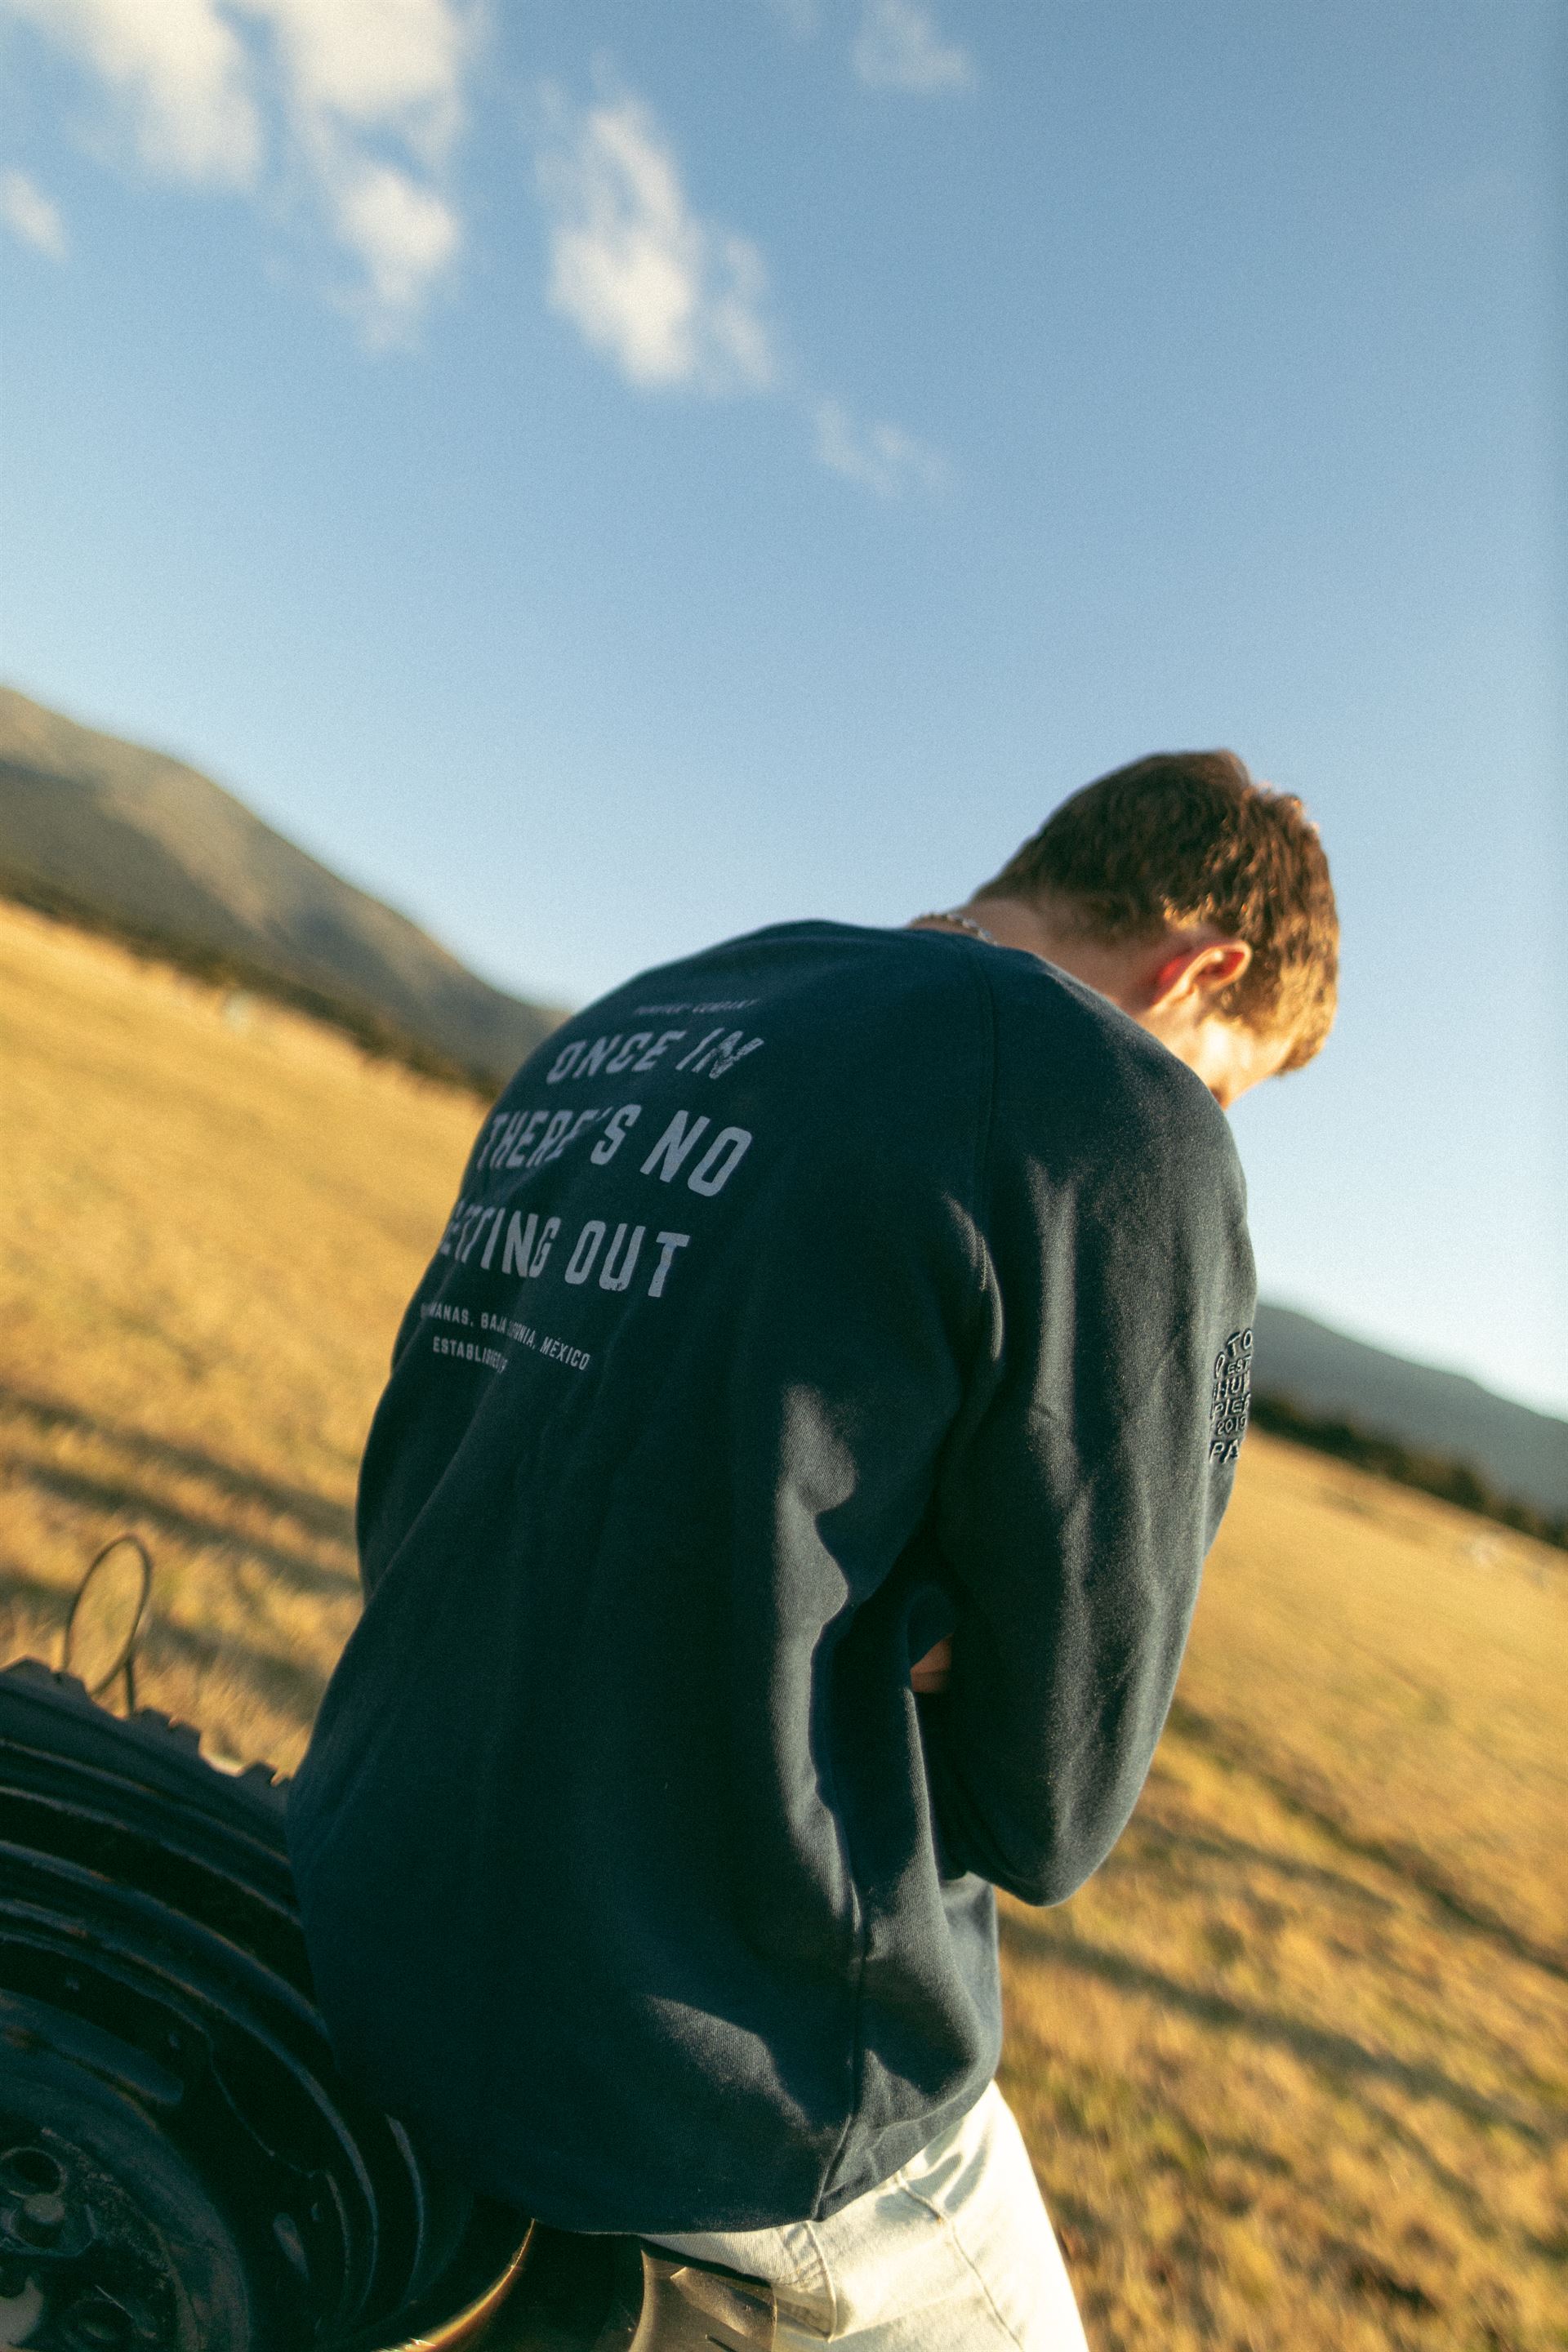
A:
1120;1814;1397;1913
7;1455;357;1606
0;1379;353;1542
0;1554;329;1735
1001;1911;1557;2149
1166;1699;1568;1986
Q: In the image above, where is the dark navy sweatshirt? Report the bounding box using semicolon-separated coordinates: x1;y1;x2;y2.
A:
287;920;1255;2234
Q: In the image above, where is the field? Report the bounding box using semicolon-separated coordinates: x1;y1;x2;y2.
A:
2;898;1564;2351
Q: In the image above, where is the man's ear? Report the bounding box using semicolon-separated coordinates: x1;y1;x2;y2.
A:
1147;938;1252;1012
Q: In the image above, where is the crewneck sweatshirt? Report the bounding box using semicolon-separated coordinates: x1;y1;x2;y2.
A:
287;920;1255;2232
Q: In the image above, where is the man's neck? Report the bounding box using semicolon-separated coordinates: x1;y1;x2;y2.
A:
908;898;1290;1110
910;896;1137;997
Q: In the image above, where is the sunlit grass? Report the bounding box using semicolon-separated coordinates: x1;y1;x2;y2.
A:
3;900;1564;2350
0;901;478;1766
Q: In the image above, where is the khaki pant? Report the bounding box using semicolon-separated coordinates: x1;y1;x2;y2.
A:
645;2082;1089;2350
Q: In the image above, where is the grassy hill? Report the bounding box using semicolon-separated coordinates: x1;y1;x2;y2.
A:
2;898;1563;2352
0;684;562;1089
1251;1303;1568;1530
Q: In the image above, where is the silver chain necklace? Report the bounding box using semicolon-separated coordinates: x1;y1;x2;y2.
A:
911;910;1000;947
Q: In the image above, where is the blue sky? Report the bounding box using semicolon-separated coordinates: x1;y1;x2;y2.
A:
1;0;1562;1415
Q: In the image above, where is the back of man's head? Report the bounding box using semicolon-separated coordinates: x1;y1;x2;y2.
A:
977;750;1339;1071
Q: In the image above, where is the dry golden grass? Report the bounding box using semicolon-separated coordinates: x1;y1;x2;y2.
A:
2;899;1565;2350
0;899;479;1768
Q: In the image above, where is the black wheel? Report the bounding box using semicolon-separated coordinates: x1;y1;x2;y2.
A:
0;1658;530;2350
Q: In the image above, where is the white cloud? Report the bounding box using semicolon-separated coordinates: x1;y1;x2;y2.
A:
238;0;471;336
0;0;474;333
324;155;461;329
1;0;262;183
853;0;973;94
533;82;943;496
537;94;775;394
237;0;469;163
812;399;947;497
0;165;69;257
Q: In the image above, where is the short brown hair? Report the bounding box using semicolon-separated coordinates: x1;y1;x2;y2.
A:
978;750;1339;1070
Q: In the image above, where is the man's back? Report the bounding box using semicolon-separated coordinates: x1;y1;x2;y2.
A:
287;916;1253;2235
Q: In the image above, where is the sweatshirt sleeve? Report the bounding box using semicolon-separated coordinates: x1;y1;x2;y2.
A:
920;982;1256;1906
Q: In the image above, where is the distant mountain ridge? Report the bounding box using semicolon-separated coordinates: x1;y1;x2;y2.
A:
0;686;560;1089
1252;1304;1567;1525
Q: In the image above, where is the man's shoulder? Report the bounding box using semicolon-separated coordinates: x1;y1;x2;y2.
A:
568;920;1000;1054
512;922;997;1136
978;946;1240;1185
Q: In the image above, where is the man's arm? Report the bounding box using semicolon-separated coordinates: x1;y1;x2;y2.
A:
920;1039;1255;1905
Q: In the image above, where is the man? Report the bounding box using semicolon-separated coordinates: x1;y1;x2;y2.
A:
288;749;1337;2348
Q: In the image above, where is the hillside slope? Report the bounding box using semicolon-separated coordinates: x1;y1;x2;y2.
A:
2;900;1563;2352
1254;1301;1568;1521
0;684;560;1085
